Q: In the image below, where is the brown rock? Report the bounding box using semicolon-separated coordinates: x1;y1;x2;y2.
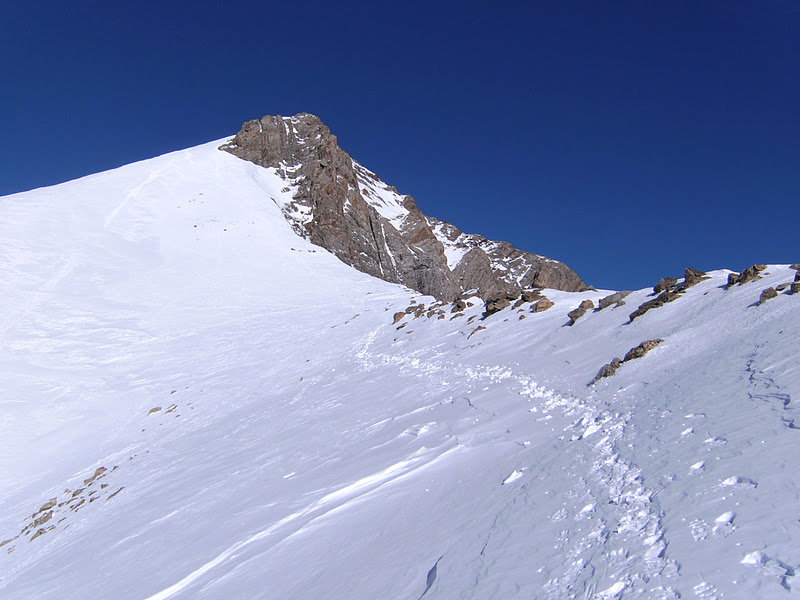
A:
467;326;486;339
629;291;679;322
740;265;765;284
32;511;52;528
726;272;741;287
148;407;161;415
30;528;48;542
654;277;678;294
37;498;57;513
791;282;800;295
84;467;107;485
521;289;543;303
567;299;595;325
483;296;511;317
776;283;790;292
678;267;709;290
790;263;800;270
451;299;467;313
221;113;588;300
591;358;623;384
795;270;800;282
623;339;664;362
598;291;632;310
758;287;778;305
530;298;555;312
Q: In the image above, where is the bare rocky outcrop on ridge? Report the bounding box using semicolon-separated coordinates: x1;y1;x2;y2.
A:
220;113;588;301
629;268;709;322
727;264;767;288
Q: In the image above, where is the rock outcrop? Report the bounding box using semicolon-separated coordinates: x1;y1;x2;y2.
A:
758;287;778;305
592;339;664;385
567;299;594;325
221;113;588;301
598;290;631;310
727;264;767;288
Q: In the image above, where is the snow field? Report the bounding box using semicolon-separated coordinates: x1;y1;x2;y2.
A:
0;138;798;598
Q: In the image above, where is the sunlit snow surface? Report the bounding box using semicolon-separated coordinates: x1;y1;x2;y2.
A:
1;140;799;599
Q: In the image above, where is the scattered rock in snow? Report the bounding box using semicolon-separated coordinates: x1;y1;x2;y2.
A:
628;291;679;322
591;357;623;384
776;283;790;292
727;264;767;287
567;299;594;325
790;263;800;270
654;277;678;294
530;297;555;313
758;287;778;304
623;339;664;362
450;299;467;313
792;282;800;295
681;267;709;288
84;467;108;486
392;312;406;324
483;292;517;318
467;326;486;339
31;511;52;528
597;290;632;310
148;407;162;415
36;498;57;514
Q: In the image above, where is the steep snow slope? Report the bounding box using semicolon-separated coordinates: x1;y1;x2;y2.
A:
1;139;799;600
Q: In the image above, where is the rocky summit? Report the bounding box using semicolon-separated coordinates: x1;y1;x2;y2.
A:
220;113;587;301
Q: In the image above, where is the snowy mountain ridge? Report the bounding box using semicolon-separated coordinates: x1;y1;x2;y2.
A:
0;134;798;599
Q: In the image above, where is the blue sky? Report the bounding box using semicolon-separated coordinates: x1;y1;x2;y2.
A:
2;1;798;290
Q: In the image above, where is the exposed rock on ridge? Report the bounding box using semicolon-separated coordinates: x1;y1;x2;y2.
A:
220;113;588;301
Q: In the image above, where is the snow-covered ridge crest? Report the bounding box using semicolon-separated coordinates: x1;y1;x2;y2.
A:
220;113;587;300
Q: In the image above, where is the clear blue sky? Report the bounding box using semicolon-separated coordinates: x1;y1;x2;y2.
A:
2;1;798;290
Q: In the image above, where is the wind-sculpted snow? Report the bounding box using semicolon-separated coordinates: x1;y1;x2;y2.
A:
0;137;799;599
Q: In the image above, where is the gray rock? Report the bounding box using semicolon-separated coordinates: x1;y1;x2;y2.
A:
221;113;588;300
597;290;632;310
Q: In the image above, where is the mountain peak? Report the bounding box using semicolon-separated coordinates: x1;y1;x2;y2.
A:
221;113;588;300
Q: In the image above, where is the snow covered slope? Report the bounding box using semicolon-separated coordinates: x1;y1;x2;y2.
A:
1;139;798;599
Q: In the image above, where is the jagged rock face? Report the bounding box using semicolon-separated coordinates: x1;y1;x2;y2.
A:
221;113;588;300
